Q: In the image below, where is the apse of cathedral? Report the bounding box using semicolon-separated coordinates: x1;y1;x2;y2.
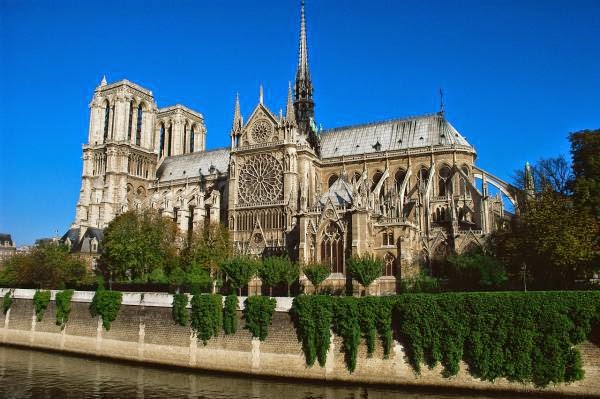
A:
65;2;515;286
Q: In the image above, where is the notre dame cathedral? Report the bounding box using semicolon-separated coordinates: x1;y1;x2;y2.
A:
65;2;516;291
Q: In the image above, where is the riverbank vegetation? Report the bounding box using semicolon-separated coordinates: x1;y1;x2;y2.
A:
292;291;600;386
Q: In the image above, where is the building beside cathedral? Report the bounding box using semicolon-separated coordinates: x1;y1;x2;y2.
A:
64;2;517;292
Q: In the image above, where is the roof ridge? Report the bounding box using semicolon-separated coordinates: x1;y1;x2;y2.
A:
161;147;230;161
321;113;441;135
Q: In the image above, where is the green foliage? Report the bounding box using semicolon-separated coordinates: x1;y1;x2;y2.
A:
0;242;90;289
446;252;507;290
190;294;222;344
55;289;74;329
220;257;259;295
400;273;441;293
33;290;51;322
185;263;212;294
570;128;600;219
260;256;294;296
347;254;383;293
181;223;232;291
169;267;186;286
244;296;276;341
291;295;333;367
101;209;178;281
223;294;238;334
280;261;300;297
89;290;123;331
171;293;189;326
332;297;360;372
302;263;330;294
148;267;168;284
2;291;13;314
290;292;600;383
394;292;600;386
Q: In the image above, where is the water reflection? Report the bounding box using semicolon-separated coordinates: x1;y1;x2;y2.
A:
0;346;527;399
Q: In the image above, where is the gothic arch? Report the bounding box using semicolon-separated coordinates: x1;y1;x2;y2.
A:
319;221;344;274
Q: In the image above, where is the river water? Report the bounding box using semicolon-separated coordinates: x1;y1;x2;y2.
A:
0;345;532;399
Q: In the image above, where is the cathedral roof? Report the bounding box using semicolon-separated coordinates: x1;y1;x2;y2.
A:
319;113;473;159
156;148;230;182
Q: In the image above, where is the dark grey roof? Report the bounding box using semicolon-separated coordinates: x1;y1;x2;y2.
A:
0;233;13;246
319;114;472;159
319;175;354;206
61;227;104;253
157;148;230;183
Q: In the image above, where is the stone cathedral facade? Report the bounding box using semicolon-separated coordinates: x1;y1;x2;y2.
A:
66;3;515;291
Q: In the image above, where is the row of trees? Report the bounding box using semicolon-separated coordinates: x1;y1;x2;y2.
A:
490;128;599;289
0;242;92;289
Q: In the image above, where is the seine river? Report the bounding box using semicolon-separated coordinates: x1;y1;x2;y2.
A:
0;345;532;399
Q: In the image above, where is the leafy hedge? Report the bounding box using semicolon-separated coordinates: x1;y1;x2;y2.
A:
55;289;74;329
291;292;600;386
2;291;13;314
172;293;189;326
89;290;123;331
33;290;51;322
244;296;276;341
191;294;222;344
223;294;238;334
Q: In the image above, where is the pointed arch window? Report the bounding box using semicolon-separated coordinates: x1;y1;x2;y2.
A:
438;166;452;196
159;124;165;158
371;170;384;192
418;167;429;191
127;101;134;141
167;124;172;156
384;252;396;277
183;124;187;154
103;103;110;141
135;104;143;146
320;222;343;274
190;126;195;152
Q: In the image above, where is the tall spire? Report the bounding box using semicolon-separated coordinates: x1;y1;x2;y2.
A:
286;82;296;124
294;0;317;151
296;0;310;85
232;92;242;132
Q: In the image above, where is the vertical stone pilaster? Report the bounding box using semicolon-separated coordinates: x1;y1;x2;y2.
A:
251;337;261;370
2;308;10;343
188;331;197;366
95;317;103;353
30;308;36;344
138;322;145;360
325;330;335;377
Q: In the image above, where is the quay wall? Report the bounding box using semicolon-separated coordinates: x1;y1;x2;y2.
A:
1;288;599;397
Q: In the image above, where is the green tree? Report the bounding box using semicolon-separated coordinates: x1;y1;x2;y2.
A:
220;257;259;296
181;223;232;293
101;210;178;281
280;261;300;297
570;128;600;219
303;262;330;294
0;242;90;289
446;252;507;290
259;256;292;296
347;254;383;295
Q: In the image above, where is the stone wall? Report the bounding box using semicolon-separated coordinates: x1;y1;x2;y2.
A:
1;288;598;397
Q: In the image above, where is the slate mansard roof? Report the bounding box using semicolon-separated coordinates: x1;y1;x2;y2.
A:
157;148;230;182
319;113;473;159
155;114;473;182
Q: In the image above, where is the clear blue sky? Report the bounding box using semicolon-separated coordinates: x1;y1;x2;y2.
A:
0;0;599;245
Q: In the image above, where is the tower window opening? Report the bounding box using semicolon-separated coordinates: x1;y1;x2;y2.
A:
127;101;134;141
190;126;195;153
159;124;165;158
103;103;110;141
136;104;142;146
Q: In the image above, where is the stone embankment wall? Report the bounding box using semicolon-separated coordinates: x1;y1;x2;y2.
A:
1;288;599;397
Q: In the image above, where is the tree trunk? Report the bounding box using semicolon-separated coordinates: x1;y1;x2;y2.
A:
287;284;291;297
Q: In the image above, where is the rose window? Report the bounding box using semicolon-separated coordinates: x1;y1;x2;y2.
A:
238;154;283;204
251;120;273;143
